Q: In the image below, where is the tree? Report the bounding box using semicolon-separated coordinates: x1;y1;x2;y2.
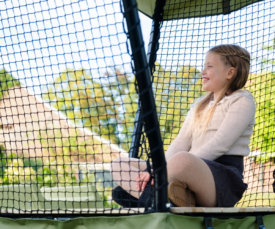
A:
42;68;138;150
152;63;203;151
0;68;21;100
245;29;275;162
247;72;275;158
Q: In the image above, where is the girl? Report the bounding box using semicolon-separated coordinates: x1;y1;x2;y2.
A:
111;44;255;208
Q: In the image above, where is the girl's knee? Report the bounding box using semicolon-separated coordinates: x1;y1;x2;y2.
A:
167;152;198;181
168;152;194;168
111;157;128;172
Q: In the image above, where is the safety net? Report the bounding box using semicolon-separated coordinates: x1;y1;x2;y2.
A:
151;0;275;208
0;0;275;219
0;0;151;215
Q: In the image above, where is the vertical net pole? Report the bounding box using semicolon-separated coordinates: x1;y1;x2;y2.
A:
122;0;168;211
129;101;143;158
147;0;166;71
129;0;166;159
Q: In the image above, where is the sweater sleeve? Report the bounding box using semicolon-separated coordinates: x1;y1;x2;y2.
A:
165;109;192;161
191;95;256;161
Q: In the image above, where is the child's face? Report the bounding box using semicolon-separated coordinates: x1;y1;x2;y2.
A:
201;52;234;98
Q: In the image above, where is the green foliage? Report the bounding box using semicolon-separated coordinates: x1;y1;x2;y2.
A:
255;153;275;164
0;68;21;100
96;184;120;208
23;158;43;172
0;145;79;186
3;158;37;184
0;146;16;177
153;63;203;151
248;71;275;156
0;145;119;208
42;68;137;150
246;29;275;162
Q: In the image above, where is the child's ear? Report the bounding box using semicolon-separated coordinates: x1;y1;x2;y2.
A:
227;67;235;80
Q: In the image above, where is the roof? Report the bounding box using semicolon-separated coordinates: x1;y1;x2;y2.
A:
0;86;128;162
30;89;128;155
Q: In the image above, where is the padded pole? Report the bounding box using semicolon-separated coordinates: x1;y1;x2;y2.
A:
129;0;166;159
129;100;142;158
122;0;168;211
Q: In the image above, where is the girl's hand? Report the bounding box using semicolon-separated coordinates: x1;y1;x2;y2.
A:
136;172;154;191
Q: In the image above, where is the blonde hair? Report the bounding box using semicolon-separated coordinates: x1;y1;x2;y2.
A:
186;44;251;138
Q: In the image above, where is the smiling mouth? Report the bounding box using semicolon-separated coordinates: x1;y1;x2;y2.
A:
202;77;209;83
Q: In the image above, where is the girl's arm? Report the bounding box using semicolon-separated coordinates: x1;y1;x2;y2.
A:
165;110;192;161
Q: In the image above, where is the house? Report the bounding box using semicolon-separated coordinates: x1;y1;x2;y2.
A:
243;151;275;194
0;86;128;164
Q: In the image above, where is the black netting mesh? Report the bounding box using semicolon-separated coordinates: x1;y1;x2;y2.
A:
152;0;275;207
0;0;147;215
0;0;275;217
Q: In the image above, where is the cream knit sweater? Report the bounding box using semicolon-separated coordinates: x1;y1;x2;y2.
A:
166;91;256;161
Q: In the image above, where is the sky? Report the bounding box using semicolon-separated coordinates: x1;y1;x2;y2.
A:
0;0;275;96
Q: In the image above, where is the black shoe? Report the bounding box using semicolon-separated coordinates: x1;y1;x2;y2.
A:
138;183;153;209
112;186;139;208
112;185;153;208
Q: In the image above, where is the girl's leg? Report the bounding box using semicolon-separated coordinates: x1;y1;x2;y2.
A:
167;152;217;207
111;157;147;199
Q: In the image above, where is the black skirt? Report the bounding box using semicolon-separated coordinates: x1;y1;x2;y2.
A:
201;155;248;207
